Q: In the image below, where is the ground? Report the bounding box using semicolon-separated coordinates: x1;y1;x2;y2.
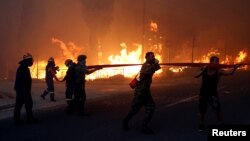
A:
0;69;249;141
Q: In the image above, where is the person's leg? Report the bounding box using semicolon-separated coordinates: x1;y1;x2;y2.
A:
210;96;223;124
198;96;208;131
49;82;56;102
123;94;143;130
41;89;49;99
41;81;51;99
78;87;87;116
65;86;74;114
14;93;24;125
141;92;155;134
25;93;37;123
74;86;80;113
74;85;86;116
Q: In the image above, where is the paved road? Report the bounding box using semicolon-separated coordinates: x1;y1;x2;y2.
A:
0;70;249;141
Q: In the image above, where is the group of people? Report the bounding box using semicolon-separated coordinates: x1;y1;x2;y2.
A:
14;54;101;125
13;52;239;134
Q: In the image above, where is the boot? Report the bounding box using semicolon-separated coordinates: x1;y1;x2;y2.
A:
122;118;130;131
66;101;74;114
40;90;48;100
50;93;56;102
27;116;39;124
142;125;154;135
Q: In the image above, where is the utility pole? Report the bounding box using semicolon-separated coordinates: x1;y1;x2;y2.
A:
37;58;39;79
142;0;146;62
192;36;195;63
224;39;227;63
6;62;9;80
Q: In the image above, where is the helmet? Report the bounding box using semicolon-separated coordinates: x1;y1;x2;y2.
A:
210;56;219;63
77;55;87;62
145;52;154;59
64;59;73;66
48;57;54;62
23;53;33;60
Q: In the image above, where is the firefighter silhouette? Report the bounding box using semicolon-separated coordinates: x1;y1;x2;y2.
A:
41;57;60;102
14;53;38;125
123;52;161;134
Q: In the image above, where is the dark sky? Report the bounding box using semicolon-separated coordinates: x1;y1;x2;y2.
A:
0;0;250;77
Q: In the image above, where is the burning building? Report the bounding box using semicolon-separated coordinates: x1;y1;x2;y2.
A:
0;0;250;79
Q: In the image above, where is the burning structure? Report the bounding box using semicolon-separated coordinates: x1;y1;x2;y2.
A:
0;0;250;79
28;21;248;80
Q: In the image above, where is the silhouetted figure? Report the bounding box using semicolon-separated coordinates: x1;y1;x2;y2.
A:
41;57;60;102
74;55;102;116
195;56;239;131
62;59;76;114
14;53;37;125
123;52;161;134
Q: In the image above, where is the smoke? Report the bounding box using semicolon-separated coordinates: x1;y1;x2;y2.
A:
81;0;115;62
51;38;83;61
0;0;250;79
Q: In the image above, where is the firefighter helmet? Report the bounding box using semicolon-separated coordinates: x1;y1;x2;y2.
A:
210;56;219;63
77;55;87;62
64;59;73;66
48;57;54;62
23;53;33;60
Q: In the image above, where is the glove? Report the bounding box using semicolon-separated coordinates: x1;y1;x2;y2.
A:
96;66;103;70
234;64;241;69
55;66;60;71
154;59;159;64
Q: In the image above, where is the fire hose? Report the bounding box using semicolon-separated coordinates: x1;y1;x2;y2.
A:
87;63;249;69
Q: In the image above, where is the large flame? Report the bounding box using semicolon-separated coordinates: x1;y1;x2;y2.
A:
235;49;247;63
30;38;83;80
150;21;158;32
29;20;165;80
86;43;142;80
87;42;163;80
194;49;220;63
169;49;248;73
30;60;47;79
29;20;248;79
51;37;83;61
169;49;221;73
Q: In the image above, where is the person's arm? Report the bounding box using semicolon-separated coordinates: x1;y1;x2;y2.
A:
152;59;161;71
194;71;203;78
85;67;102;75
219;64;239;76
194;66;206;78
50;68;62;82
138;63;156;81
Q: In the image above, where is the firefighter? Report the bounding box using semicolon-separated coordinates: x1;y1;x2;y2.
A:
41;57;60;102
61;59;76;114
123;52;161;134
14;53;38;125
195;56;239;131
74;55;102;116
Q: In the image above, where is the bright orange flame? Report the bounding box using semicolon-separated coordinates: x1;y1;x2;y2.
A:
30;60;67;80
30;38;82;80
169;49;249;73
169;49;221;73
51;38;83;61
150;21;158;32
87;43;163;80
235;49;247;63
221;55;232;64
87;43;142;80
194;49;220;63
30;60;47;79
169;67;187;73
